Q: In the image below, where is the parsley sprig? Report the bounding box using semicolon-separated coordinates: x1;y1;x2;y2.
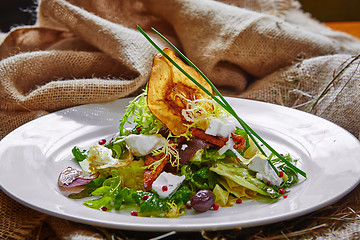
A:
138;26;306;178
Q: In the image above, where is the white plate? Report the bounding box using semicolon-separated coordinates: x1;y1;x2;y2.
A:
0;97;359;232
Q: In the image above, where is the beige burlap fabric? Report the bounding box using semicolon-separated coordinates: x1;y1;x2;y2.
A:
1;0;359;239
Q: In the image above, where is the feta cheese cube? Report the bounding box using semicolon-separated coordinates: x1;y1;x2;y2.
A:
124;134;166;156
80;145;119;172
248;154;283;186
152;172;185;199
205;117;236;138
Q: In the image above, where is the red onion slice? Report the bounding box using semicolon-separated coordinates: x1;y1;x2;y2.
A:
58;167;96;187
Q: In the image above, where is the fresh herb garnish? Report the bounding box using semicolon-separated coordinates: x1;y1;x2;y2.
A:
137;26;306;178
71;146;88;163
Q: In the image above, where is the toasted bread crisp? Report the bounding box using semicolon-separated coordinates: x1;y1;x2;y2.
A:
147;48;213;135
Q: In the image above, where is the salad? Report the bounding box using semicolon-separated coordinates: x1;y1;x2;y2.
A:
58;30;305;218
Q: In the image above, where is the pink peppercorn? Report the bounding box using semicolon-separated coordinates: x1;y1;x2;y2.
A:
213;204;219;210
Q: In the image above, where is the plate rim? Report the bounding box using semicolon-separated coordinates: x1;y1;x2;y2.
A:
0;97;359;232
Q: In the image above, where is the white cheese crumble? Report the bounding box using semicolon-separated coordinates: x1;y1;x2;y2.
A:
218;137;245;161
152;172;185;199
80;145;119;172
124;134;166;156
207;117;247;162
205;117;236;138
181;144;188;151
248;154;283;186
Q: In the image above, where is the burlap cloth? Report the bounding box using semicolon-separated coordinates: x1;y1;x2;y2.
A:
1;0;359;239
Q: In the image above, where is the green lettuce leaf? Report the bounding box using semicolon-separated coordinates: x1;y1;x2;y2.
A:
71;146;88;163
181;164;219;191
68;176;106;199
170;185;194;206
272;154;299;188
131;191;168;214
105;138;126;158
117;160;145;190
133;186;193;215
83;170;121;211
201;149;227;162
210;162;280;198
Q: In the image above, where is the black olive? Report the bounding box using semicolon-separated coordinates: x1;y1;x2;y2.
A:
190;189;216;212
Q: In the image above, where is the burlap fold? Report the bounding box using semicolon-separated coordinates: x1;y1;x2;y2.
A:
1;0;359;239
